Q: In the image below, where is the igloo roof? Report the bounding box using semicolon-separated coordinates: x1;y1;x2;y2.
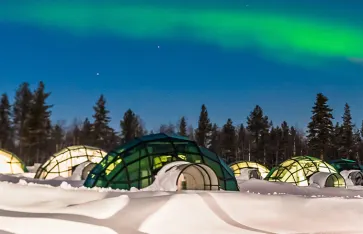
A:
229;161;270;179
0;149;27;174
329;159;361;173
265;156;337;186
34;145;107;179
84;133;238;191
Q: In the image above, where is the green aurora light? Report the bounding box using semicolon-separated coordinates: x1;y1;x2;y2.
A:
1;3;362;66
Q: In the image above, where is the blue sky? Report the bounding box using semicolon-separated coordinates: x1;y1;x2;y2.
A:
0;1;362;132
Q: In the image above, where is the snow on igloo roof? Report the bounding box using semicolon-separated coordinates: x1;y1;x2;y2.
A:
34;145;107;179
0;148;28;174
265;156;337;186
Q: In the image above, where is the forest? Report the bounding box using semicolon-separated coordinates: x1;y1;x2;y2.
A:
0;81;361;168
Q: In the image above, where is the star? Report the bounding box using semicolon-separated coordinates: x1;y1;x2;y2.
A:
157;45;160;49
96;73;99;76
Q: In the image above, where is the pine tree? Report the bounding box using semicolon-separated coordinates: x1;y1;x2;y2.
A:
0;94;13;150
178;116;187;136
307;93;334;160
120;109;140;143
280;121;289;160
331;122;342;158
209;124;221;155
187;125;195;140
236;124;246;161
340;103;354;159
268;126;278;167
220;118;237;163
92;95;112;148
51;123;65;152
24;81;52;165
246;105;269;162
80;118;92;145
352;128;361;163
195;104;212;147
13;82;33;158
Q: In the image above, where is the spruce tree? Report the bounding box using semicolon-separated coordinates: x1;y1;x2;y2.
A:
332;122;342;158
307;93;334;160
13;82;33;158
72;125;81;145
92;95;112;148
268;126;278;167
195;104;212;147
0;94;13;150
178;116;187;136
187;125;195;140
80;118;92;145
51;123;65;152
120;109;139;143
24;81;52;164
237;124;246;161
280;121;289;160
352;128;361;163
246;105;269;162
209;123;221;154
340;103;354;159
220;118;237;163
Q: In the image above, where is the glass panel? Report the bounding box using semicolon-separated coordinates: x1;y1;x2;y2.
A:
127;161;140;184
111;168;129;185
112;138;141;154
200;147;219;161
203;157;223;178
225;180;238;191
145;141;175;155
173;141;200;154
140;177;152;188
219;160;234;179
105;160;124;180
139;156;152;183
186;154;202;163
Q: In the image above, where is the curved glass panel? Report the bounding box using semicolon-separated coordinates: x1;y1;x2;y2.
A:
0;149;28;174
325;173;346;188
229;161;270;179
34;145;107;179
265;156;337;186
84;133;239;191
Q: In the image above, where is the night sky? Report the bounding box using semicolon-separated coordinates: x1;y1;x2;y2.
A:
0;1;362;130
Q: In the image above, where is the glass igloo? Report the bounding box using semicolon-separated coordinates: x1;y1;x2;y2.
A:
34;145;107;179
84;133;238;191
0;149;28;174
229;161;270;179
265;156;345;187
329;159;361;173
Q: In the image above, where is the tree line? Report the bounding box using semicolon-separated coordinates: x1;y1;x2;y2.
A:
0;82;362;168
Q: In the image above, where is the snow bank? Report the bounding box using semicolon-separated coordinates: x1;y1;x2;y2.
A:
2;174;363;233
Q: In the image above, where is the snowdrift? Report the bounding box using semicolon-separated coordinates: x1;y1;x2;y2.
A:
2;173;363;233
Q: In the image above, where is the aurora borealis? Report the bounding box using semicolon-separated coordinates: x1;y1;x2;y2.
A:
1;1;363;130
1;1;362;66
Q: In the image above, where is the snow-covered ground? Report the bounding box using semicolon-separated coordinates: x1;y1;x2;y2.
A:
2;175;363;233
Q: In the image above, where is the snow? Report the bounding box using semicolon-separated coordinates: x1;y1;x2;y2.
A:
2;173;363;233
